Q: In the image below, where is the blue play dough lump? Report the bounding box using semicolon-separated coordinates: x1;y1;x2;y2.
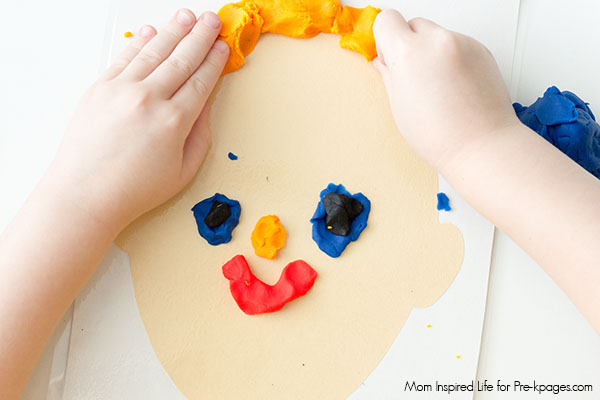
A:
228;152;238;160
436;192;451;212
310;183;371;258
514;86;600;178
191;193;241;245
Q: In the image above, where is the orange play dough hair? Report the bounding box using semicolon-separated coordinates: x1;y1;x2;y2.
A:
217;0;381;74
251;215;287;260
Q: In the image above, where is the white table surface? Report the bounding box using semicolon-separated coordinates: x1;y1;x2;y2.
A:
0;0;598;399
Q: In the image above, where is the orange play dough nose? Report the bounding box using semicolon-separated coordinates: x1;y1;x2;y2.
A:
251;215;287;259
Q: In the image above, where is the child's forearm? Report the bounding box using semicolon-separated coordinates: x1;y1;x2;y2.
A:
0;10;227;397
0;175;119;399
442;124;600;334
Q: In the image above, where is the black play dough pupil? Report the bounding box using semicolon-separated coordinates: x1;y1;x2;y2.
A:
323;193;363;236
204;200;231;228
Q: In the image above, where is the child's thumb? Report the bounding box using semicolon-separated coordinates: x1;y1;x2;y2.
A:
373;9;411;66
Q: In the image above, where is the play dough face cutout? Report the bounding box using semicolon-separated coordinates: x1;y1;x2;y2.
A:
117;34;464;400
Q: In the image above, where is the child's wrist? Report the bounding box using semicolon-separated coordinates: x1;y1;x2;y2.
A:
438;122;531;193
33;173;127;241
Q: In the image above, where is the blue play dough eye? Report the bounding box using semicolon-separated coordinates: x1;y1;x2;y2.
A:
192;193;241;246
514;86;600;178
310;183;371;258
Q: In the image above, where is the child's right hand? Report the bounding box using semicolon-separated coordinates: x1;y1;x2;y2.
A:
372;10;519;173
47;9;229;234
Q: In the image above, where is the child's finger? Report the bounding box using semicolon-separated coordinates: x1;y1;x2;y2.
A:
121;9;197;81
100;26;156;80
372;56;391;91
171;40;229;118
373;9;412;40
145;12;222;98
180;105;212;183
408;17;442;33
373;9;412;65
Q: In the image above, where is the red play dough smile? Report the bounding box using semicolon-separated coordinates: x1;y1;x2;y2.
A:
222;255;318;315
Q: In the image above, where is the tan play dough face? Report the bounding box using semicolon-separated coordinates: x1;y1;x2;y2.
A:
117;33;464;400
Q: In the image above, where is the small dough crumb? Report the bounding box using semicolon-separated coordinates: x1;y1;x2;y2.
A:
251;215;287;259
436;192;451;212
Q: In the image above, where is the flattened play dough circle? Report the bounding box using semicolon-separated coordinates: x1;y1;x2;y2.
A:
191;193;241;245
311;183;370;257
117;34;464;400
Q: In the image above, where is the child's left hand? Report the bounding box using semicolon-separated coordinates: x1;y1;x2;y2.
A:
48;8;228;232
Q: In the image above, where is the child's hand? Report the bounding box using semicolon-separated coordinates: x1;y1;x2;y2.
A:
0;12;230;396
373;10;600;334
372;10;518;172
48;9;228;232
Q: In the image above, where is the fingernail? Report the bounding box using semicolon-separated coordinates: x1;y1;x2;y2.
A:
176;9;195;26
140;25;155;38
201;12;221;29
213;40;229;53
